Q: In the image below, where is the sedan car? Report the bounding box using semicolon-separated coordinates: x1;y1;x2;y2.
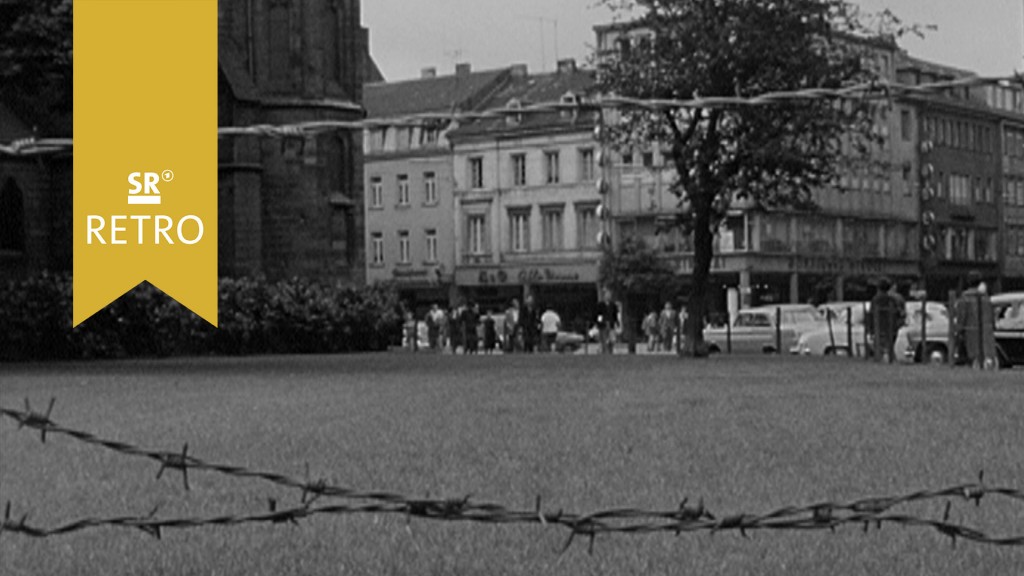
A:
706;304;824;354
795;301;949;358
993;292;1024;367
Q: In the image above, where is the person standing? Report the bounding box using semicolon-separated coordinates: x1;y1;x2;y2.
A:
658;301;677;352
482;310;497;354
865;278;901;363
519;294;541;353
463;302;480;354
595;289;619;354
953;270;997;369
642;309;659;352
541;307;562;353
504;299;520;353
426;304;441;350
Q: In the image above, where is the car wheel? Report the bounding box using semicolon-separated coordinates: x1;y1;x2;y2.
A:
825;346;850;357
923;344;947;364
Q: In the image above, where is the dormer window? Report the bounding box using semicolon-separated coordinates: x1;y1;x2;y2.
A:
560;92;580;119
506;98;523;126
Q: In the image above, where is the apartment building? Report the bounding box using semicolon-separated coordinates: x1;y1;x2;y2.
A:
363;64;516;307
447;61;603;326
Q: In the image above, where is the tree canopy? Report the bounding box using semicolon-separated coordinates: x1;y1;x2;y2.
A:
0;0;73;135
595;0;891;354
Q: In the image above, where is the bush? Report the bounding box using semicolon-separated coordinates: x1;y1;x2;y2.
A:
0;273;402;361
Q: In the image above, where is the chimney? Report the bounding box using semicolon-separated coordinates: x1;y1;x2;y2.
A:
455;62;471;77
557;58;577;74
420;67;437;79
510;63;528;78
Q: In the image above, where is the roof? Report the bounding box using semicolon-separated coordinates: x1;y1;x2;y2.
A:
447;68;598;140
363;68;513;118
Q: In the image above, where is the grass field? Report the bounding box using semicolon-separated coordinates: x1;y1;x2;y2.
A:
1;354;1022;575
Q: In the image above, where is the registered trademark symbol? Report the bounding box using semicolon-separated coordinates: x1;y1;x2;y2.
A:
161;170;174;182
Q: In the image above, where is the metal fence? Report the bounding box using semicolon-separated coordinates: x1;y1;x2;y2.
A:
1;399;1021;550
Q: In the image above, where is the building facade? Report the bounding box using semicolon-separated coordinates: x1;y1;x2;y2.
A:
0;103;72;280
448;62;603;326
990;83;1024;289
217;0;368;282
594;22;1022;317
362;64;516;307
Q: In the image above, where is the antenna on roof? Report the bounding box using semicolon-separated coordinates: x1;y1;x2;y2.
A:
518;16;558;72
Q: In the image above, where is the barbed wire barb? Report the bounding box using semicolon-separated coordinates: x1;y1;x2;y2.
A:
1;403;1022;548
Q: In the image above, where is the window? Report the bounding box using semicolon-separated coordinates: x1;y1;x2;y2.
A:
425;229;438;263
949;174;971;205
369;177;383;208
579;148;595;181
900;110;912;141
424;172;437;205
1;178;26;252
577;204;598;249
621;150;633;165
642;151;654;167
512;154;527;187
370;232;384;265
398;231;410;264
397;175;410;206
469;157;484;189
975;230;997;262
509;210;530;252
468;214;486;256
544;151;560;184
541;207;563;251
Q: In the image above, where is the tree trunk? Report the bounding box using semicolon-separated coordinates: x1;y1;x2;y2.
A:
683;200;713;357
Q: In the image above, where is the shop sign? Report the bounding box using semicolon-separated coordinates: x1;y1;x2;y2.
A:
462;265;594;286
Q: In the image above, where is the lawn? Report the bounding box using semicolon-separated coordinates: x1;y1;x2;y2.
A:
0;354;1022;575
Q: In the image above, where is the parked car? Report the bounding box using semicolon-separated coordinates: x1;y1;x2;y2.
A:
794;301;949;357
791;302;868;356
993;292;1024;367
897;292;1024;367
889;302;951;363
706;304;824;354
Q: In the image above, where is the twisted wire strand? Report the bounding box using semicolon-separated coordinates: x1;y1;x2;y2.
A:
2;74;1020;156
1;402;1022;548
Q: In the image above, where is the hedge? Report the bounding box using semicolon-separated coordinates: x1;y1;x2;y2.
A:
0;273;402;361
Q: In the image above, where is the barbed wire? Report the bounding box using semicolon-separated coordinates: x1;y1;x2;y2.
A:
2;74;1020;157
1;399;1022;550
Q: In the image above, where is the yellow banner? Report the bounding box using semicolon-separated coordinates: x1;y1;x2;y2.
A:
74;0;217;326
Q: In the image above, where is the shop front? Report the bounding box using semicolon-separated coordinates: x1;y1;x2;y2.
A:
455;262;600;333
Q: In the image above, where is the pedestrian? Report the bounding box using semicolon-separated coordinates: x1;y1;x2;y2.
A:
504;299;520;353
595;288;619;354
952;270;997;369
519;294;541;353
658;301;677;352
541;307;562;353
865;277;901;363
642;309;659;352
482;310;497;354
463;302;480;354
426;304;441;350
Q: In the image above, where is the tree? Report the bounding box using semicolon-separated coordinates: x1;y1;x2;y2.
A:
598;234;681;351
0;0;73;135
595;0;892;355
